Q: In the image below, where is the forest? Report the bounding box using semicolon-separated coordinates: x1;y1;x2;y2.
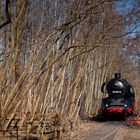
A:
0;0;140;139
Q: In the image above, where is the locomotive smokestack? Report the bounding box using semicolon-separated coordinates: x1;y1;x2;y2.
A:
115;73;121;79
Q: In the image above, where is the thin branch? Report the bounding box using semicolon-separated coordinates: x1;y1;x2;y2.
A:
0;0;11;30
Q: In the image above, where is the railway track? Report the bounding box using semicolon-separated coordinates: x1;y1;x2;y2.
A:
83;121;122;140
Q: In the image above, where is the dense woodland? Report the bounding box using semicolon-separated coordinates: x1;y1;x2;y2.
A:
0;0;140;138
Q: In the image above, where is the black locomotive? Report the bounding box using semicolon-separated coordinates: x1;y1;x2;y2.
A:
99;73;135;117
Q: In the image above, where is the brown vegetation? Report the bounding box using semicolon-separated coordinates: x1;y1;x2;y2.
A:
0;0;140;139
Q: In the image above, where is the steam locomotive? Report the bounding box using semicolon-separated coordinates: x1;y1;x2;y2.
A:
99;73;135;117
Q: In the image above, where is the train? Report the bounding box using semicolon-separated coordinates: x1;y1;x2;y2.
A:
99;73;135;117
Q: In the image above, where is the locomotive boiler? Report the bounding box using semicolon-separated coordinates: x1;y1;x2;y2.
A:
99;73;135;117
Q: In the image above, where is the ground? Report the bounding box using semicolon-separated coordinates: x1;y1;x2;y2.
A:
62;119;140;140
0;119;140;140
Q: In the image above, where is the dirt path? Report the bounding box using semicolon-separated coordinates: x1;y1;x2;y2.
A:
83;121;121;140
69;120;140;140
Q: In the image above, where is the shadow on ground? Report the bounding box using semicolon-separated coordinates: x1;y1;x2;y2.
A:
89;114;126;122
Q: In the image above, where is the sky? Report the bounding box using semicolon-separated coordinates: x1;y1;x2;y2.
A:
115;0;136;14
115;0;140;38
114;0;140;65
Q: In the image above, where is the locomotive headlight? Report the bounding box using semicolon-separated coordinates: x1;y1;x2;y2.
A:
105;104;109;107
124;104;127;107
